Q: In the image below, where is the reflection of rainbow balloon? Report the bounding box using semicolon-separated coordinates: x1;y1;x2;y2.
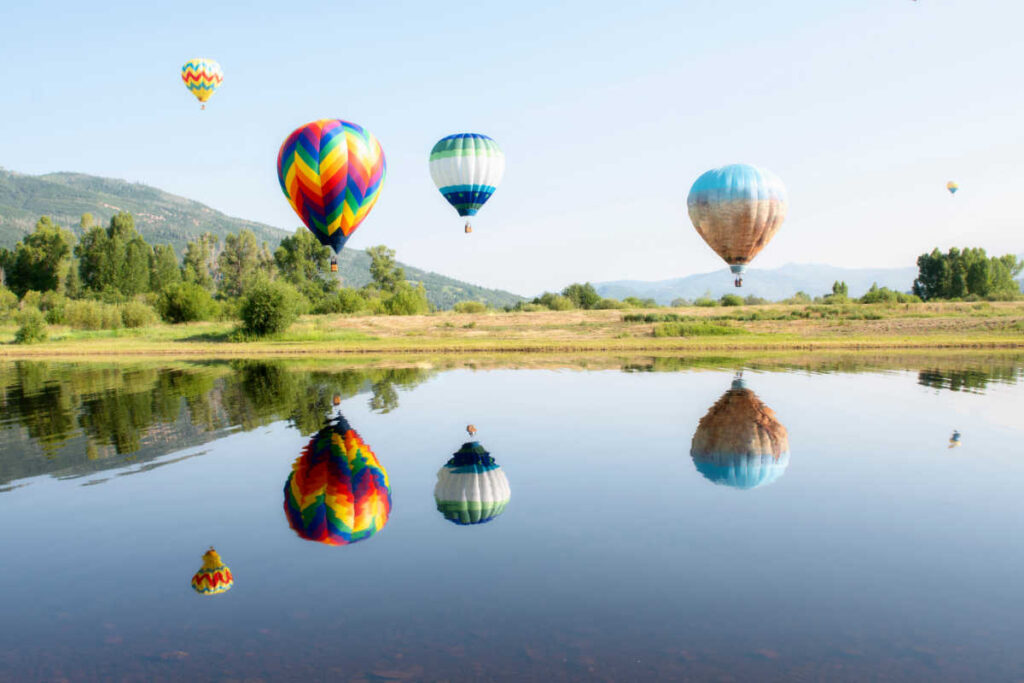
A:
181;58;223;108
191;548;233;595
690;378;790;490
277;119;386;254
284;416;391;545
434;442;510;525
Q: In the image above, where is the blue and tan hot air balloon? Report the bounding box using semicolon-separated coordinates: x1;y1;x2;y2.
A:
947;181;958;195
429;133;505;234
181;59;223;110
687;164;788;287
690;377;790;490
434;441;510;525
283;415;391;545
191;547;233;595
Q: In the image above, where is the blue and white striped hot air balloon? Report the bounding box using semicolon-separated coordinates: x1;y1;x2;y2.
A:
429;133;505;234
686;164;788;287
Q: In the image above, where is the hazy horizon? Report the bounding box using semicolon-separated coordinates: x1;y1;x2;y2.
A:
2;0;1022;293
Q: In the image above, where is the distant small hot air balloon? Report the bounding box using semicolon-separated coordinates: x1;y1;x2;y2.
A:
466;424;477;437
284;415;391;545
690;377;790;490
947;181;958;195
435;441;510;525
687;164;788;287
191;547;233;595
429;133;505;234
181;59;223;110
278;119;386;273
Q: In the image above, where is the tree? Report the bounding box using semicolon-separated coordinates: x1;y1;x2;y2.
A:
74;212;151;297
182;232;220;291
832;281;849;298
80;213;95;230
366;245;404;293
275;228;331;285
561;282;601;310
239;278;304;336
150;244;181;292
218;230;275;298
5;216;76;297
913;247;1022;300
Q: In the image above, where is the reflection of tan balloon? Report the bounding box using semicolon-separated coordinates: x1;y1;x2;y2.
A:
690;379;790;489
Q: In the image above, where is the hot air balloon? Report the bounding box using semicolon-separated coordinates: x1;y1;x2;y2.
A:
283;415;391;545
947;181;958;195
434;441;510;525
429;134;505;234
466;424;477;438
278;119;386;272
690;376;790;490
687;164;788;287
191;547;233;595
181;59;223;110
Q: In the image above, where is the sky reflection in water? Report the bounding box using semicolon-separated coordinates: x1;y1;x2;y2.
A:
0;358;1022;682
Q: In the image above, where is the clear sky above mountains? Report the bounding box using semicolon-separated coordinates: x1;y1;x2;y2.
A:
2;0;1021;293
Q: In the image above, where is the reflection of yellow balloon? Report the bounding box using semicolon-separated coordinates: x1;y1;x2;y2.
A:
690;378;790;489
191;547;233;595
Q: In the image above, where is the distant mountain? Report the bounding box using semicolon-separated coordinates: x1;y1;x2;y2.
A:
0;168;524;309
594;263;922;304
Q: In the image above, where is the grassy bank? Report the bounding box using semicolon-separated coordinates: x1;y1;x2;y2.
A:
1;301;1022;358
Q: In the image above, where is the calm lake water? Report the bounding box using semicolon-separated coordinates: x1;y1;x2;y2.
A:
1;356;1022;682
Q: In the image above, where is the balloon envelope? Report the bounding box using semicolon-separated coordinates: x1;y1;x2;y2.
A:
277;119;386;254
181;58;223;105
429;134;505;218
690;378;790;489
687;164;788;274
191;548;233;595
434;442;510;525
284;416;391;545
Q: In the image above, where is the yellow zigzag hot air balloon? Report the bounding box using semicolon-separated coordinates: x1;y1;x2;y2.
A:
191;547;234;595
181;58;223;110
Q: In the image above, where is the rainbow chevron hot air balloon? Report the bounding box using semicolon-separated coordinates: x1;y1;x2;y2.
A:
687;164;788;287
191;547;234;595
181;59;223;109
947;181;959;195
277;119;386;259
434;442;510;525
284;415;391;546
429;133;504;233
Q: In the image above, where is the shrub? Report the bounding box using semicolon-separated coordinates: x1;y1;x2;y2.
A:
781;291;813;305
239;279;303;336
694;297;718;307
39;292;68;324
453;300;488;314
0;287;18;319
669;298;692;307
743;295;769;305
519;303;546;312
652;321;742;337
156;282;217;323
64;300;123;330
594;298;628;309
121;300;158;328
316;288;367;314
14;308;47;344
20;291;42;310
720;294;744;307
537;294;574;311
384;284;431;315
622;296;658;308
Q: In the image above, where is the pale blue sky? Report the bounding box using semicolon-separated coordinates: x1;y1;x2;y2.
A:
2;0;1021;294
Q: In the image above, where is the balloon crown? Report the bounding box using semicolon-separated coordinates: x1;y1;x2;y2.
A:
447;441;496;467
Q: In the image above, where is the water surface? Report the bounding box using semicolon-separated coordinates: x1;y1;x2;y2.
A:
0;357;1022;682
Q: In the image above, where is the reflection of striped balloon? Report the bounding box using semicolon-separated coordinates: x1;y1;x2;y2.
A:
284;416;391;545
191;548;234;595
434;442;510;525
181;58;223;104
429;134;505;218
687;164;787;275
278;119;386;253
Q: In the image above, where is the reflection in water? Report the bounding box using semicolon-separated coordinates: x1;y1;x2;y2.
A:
690;377;790;490
949;429;962;449
190;547;234;595
435;442;511;525
283;415;392;545
0;362;432;490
